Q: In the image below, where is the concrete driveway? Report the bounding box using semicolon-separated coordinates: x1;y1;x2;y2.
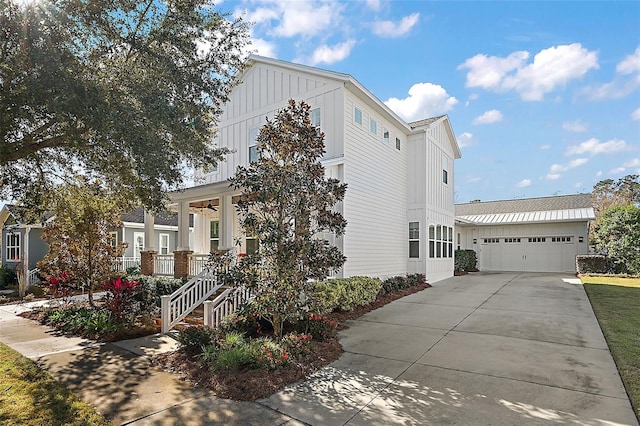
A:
262;272;638;425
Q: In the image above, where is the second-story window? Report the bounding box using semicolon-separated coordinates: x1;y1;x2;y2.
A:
310;108;321;127
442;155;449;184
248;127;259;163
383;129;390;144
396;137;401;151
354;107;362;125
409;222;420;258
370;118;377;135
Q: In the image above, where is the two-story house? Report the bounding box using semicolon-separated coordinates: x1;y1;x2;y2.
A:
141;55;460;283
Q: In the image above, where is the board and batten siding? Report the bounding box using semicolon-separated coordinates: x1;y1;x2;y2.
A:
342;93;408;278
407;122;456;283
196;63;346;185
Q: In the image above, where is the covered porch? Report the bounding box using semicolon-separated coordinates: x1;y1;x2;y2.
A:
139;181;251;278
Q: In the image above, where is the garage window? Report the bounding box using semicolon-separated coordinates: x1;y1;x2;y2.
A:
528;237;546;243
551;236;572;242
483;238;499;243
505;238;521;243
429;225;435;258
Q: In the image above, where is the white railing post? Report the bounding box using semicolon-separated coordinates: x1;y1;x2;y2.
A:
203;300;213;327
161;295;171;333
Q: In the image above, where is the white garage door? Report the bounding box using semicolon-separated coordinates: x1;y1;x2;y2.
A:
479;236;576;273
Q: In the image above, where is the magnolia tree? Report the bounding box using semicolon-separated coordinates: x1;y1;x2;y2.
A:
593;205;640;274
229;99;348;337
38;179;129;306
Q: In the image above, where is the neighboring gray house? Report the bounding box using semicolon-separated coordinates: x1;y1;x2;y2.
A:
0;205;50;273
455;194;595;273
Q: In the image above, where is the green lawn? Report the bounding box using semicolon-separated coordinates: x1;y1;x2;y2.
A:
0;342;110;426
583;277;640;420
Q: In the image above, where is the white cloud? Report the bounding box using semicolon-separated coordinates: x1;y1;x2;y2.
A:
458;132;476;148
517;179;531;188
365;0;381;11
632;108;640;121
243;6;279;24
540;144;551;150
245;37;277;58
562;119;588;133
309;39;356;65
549;158;588;174
565;138;627;156
616;46;640;74
385;82;458;122
546;173;561;181
596;171;603;177
372;13;420;38
610;167;626;175
459;43;599;101
472;109;503;125
624;158;640;168
268;0;343;38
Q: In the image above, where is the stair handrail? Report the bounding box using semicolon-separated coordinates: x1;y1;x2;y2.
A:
160;267;223;333
203;286;254;328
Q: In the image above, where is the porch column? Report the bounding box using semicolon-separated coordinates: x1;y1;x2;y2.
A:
143;210;155;251
140;250;156;276
177;201;191;250
219;195;234;250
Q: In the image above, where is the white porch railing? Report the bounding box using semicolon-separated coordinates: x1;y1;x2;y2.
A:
203;286;254;328
154;254;174;276
27;268;41;287
160;268;224;333
113;257;140;272
189;254;209;277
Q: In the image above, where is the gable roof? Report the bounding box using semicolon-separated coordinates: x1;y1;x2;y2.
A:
455;194;595;225
121;207;192;227
246;55;461;157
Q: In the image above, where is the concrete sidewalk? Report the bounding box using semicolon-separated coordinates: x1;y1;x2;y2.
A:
1;272;638;425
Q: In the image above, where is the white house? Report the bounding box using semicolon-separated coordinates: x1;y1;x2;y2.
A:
455;194;595;273
143;55;461;283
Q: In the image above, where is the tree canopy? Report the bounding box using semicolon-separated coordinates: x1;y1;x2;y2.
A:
1;0;249;211
592;175;639;218
229;99;347;337
593;205;640;275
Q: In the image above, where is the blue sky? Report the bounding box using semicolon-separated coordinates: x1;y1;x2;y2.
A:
224;0;640;204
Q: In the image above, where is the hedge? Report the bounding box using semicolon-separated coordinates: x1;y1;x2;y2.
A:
312;276;382;314
576;255;608;275
455;249;477;273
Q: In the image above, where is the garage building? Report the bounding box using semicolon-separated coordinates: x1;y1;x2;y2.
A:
455;194;595;273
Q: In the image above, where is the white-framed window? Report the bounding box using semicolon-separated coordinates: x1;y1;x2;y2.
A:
354;107;362;125
310;108;321;127
210;221;219;251
109;231;118;249
395;137;401;151
457;232;461;250
448;226;453;258
369;118;377;135
409;222;419;259
383;128;390;144
5;232;20;262
246;236;258;255
436;225;442;258
133;232;145;259
159;233;170;255
248;127;259;163
429;225;435;258
442;155;449;184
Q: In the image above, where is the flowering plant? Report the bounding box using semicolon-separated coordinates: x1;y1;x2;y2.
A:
46;271;74;300
103;276;141;324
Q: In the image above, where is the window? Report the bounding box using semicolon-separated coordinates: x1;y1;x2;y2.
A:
429;225;435;258
457;232;461;250
133;232;145;259
448;226;453;258
383;129;390;144
483;238;500;243
109;231;118;249
551;236;572;243
210;221;219;251
505;238;522;243
369;118;377;135
248;127;259;163
159;233;170;255
310;108;321;127
395;137;401;150
5;232;20;262
528;237;546;243
409;222;419;258
442;155;449;184
354;107;362;125
246;237;258;255
436;225;442;258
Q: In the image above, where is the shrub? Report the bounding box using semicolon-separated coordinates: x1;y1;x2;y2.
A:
455;249;477;273
176;326;215;354
250;337;290;370
102;277;142;324
0;267;17;289
310;281;341;315
380;273;427;295
126;275;185;318
312;276;381;314
280;332;313;359
576;255;609;274
295;313;336;341
44;307;121;336
218;311;261;337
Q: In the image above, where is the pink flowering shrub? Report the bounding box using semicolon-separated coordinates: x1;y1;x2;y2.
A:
102;276;141;324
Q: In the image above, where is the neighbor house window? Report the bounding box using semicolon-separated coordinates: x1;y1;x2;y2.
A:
442;155;449;184
396;137;401;151
310;108;321;127
5;232;20;262
248;127;259;163
409;222;419;258
133;232;145;259
246;236;258;255
383;129;390;144
210;221;219;251
429;225;435;258
159;233;170;255
370;118;377;135
354;107;362;125
448;226;453;258
109;231;118;249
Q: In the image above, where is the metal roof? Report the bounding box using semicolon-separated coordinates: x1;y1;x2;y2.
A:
455;194;595;225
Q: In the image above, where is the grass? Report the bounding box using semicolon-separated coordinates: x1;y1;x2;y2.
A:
0;342;111;426
582;277;640;420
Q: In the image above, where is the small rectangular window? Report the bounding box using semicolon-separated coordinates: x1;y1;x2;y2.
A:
246;237;258;255
442;155;449;184
159;233;170;255
383;129;390;144
6;232;21;262
395;137;401;150
409;222;419;259
210;221;219;251
248;127;259;163
354;107;362;125
370;118;377;135
133;232;145;259
428;225;435;258
310;108;321;127
109;231;118;249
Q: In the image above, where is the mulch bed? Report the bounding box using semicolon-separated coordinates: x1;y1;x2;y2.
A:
153;282;431;401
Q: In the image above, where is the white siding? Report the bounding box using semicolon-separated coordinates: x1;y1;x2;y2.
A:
342;93;408;278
